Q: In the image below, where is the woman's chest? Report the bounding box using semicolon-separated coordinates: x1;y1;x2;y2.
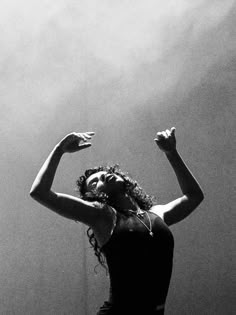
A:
102;212;174;251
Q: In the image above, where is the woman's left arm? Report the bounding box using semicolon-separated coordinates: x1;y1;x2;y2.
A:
151;127;204;226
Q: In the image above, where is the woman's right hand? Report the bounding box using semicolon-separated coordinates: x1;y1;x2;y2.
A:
58;132;95;153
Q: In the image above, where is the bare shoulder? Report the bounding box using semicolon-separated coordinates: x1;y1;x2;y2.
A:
149;205;165;220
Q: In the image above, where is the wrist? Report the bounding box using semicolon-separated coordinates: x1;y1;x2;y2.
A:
165;148;178;158
55;143;65;156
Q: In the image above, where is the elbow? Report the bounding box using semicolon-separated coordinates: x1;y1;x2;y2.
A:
30;186;52;206
29;187;44;201
198;189;204;203
187;189;204;206
200;191;204;202
29;188;39;200
193;189;204;205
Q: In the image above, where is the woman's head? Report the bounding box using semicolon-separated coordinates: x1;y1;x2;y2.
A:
76;164;154;211
85;170;125;197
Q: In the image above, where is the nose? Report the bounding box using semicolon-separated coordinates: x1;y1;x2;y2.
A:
106;173;114;182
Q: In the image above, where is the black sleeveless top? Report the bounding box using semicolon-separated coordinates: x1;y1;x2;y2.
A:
100;210;174;313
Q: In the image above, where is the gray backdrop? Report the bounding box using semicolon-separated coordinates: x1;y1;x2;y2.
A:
0;1;235;314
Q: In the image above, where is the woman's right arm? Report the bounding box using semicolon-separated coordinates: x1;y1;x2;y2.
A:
30;132;103;226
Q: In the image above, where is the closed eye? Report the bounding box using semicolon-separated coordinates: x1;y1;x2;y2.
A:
89;180;98;189
88;172;107;190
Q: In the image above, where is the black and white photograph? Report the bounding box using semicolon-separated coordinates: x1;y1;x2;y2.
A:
0;1;235;314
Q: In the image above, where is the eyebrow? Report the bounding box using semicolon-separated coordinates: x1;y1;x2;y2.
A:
86;172;106;188
88;178;98;186
87;177;98;187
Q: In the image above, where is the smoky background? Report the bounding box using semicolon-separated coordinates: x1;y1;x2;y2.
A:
0;0;235;314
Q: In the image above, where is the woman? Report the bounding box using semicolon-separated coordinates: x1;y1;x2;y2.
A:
30;127;204;315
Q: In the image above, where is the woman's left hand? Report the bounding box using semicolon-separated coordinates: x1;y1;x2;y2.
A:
154;127;176;154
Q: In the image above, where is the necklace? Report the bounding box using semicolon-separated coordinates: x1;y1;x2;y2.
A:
129;210;154;237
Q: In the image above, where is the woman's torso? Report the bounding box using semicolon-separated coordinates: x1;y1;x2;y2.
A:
94;209;174;311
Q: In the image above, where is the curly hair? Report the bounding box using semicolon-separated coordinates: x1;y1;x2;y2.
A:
75;164;155;271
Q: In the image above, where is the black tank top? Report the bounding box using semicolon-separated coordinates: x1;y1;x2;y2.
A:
101;210;174;312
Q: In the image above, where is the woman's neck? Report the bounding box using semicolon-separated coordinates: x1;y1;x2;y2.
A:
111;193;139;213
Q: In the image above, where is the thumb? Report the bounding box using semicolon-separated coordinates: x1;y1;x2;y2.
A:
79;143;92;150
170;127;176;136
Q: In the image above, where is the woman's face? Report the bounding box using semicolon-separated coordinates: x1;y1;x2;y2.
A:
85;171;125;196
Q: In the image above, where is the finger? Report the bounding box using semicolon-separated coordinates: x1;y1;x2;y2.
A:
154;139;163;147
156;132;164;139
81;132;95;140
79;143;92;149
85;132;95;136
83;133;92;140
166;129;171;137
77;133;87;142
154;137;163;143
162;131;168;138
156;136;164;142
170;127;176;136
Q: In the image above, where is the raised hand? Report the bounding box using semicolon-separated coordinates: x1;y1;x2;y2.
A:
58;132;95;153
154;127;176;154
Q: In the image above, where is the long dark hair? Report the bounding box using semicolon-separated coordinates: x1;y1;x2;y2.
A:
76;164;155;270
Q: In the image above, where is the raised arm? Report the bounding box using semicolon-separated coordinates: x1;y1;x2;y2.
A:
30;132;103;226
151;127;204;226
